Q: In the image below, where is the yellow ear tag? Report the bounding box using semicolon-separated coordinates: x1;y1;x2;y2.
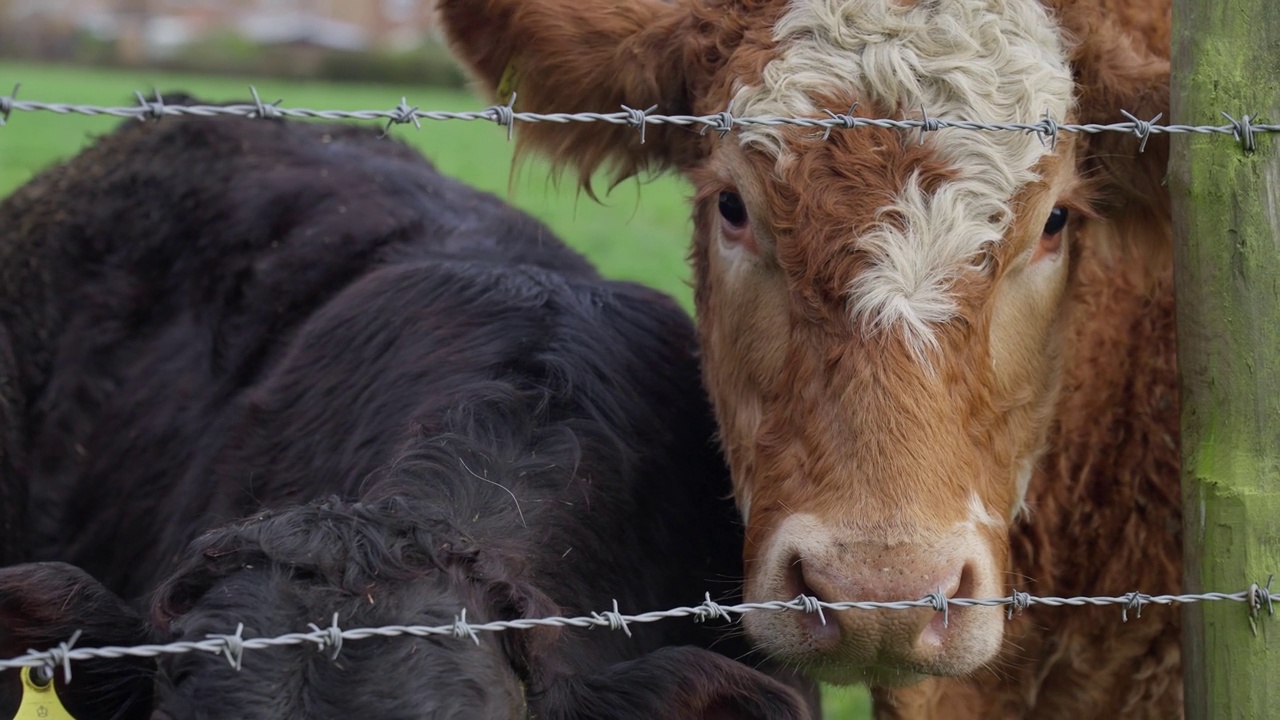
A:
12;667;78;720
497;59;520;101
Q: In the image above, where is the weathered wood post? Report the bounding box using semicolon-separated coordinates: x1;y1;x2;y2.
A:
1170;0;1280;717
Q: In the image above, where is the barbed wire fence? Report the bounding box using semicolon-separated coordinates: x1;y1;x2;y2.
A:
2;585;1277;684
0;83;1274;688
0;85;1276;151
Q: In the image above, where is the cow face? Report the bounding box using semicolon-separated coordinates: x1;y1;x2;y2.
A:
438;0;1170;685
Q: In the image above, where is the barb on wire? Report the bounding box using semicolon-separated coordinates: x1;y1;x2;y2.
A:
821;103;859;141
914;104;942;145
0;86;1275;150
592;599;633;637
1;584;1274;678
247;86;283;120
1248;573;1275;636
1121;591;1147;622
1036;109;1060;149
451;609;481;645
210;623;246;671
42;629;81;685
383;97;422;138
0;83;18;127
1119;110;1163;153
1221;111;1260;153
488;92;518;142
134;88;167;122
308;613;344;660
924;589;950;628
694;592;733;624
1006;590;1032;619
622;104;658;144
701;109;736;139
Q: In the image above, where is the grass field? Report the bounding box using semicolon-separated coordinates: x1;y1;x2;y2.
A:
0;60;873;720
0;61;699;311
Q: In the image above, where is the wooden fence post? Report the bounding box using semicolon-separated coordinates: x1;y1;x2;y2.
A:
1170;0;1280;717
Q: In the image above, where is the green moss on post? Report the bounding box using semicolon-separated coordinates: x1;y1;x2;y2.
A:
1170;0;1280;717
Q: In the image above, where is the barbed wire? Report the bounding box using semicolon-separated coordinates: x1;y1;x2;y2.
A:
0;86;1275;152
2;581;1274;683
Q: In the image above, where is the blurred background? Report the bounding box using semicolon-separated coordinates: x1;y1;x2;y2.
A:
0;2;869;716
0;0;459;86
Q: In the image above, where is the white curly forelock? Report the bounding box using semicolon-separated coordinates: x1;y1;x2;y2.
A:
731;0;1076;359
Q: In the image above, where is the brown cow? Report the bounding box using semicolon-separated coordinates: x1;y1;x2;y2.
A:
437;1;1180;717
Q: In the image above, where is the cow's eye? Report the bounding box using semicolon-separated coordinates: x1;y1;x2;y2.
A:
718;191;748;228
1033;206;1069;260
1043;207;1069;237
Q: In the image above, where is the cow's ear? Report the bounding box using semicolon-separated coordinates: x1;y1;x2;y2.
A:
149;533;263;627
483;578;566;680
437;0;716;194
532;646;810;720
0;562;155;720
1049;1;1171;237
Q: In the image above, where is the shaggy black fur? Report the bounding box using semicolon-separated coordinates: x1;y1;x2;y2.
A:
0;104;811;719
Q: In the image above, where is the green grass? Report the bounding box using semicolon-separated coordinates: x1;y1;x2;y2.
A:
0;60;698;312
0;60;872;720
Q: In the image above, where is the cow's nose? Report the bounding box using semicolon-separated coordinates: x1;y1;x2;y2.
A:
742;514;1006;682
784;551;969;661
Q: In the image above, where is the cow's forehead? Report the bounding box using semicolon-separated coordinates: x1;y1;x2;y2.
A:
725;0;1076;357
731;0;1075;151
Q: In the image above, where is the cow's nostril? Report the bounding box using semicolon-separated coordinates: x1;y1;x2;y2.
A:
782;553;809;600
783;555;841;649
918;563;968;650
953;561;975;602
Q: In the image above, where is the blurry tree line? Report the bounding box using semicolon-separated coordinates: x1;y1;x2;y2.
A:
0;0;469;89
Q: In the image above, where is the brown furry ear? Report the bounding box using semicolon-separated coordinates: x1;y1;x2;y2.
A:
1048;0;1171;228
436;0;712;194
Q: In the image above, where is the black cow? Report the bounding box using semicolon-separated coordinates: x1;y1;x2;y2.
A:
0;105;814;719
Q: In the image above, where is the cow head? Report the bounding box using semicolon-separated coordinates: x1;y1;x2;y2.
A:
145;493;546;720
438;0;1170;685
